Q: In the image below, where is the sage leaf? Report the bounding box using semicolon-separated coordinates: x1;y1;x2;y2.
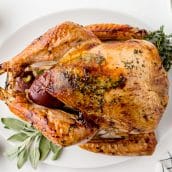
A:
8;133;28;142
17;149;28;169
1;118;26;131
51;148;62;160
50;142;62;160
4;147;19;160
29;135;41;169
1;117;63;169
50;142;59;153
39;136;50;160
23;126;36;133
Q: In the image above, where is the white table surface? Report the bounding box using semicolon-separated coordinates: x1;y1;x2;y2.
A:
0;0;171;171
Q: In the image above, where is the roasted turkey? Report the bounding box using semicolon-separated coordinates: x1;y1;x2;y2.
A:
0;22;169;155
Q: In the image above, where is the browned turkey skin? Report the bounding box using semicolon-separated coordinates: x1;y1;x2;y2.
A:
0;22;168;155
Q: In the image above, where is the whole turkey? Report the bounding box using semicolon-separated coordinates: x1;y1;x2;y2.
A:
0;22;168;155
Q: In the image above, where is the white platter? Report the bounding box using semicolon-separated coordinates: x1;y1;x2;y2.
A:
0;9;171;169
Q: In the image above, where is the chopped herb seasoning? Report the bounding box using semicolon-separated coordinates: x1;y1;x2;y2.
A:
134;49;143;54
141;64;145;68
80;53;105;65
63;68;126;110
23;75;32;83
123;61;135;69
36;69;44;75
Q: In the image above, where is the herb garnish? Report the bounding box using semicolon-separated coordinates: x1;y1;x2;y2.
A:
134;49;143;54
1;117;62;169
145;26;172;71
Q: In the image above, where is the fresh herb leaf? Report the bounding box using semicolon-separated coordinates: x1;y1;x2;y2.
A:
22;126;37;136
145;26;172;71
52;147;62;160
1;117;63;169
50;142;59;154
29;134;41;169
1;118;26;131
17;149;28;169
8;133;29;142
39;135;50;161
1;117;36;134
50;142;62;160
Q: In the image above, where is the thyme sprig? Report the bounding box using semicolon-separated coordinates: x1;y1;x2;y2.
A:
145;26;172;71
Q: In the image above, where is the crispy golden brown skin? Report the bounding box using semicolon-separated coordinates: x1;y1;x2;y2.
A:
80;133;157;155
85;23;147;41
0;23;146;75
44;40;168;133
0;21;100;147
0;22;168;155
0;90;97;146
0;22;101;76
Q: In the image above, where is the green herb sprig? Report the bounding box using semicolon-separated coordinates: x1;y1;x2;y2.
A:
1;118;62;169
145;26;172;71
